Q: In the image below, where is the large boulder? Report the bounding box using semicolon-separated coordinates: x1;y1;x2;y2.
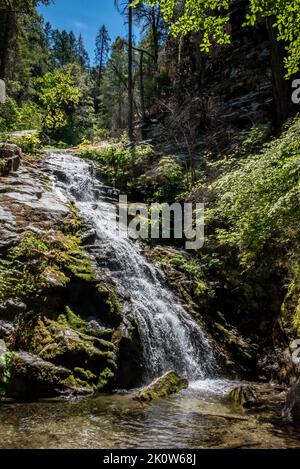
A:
6;351;71;400
283;379;300;426
0;143;22;177
134;371;188;402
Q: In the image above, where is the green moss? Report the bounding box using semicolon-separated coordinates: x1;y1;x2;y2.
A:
96;367;115;391
61;374;94;393
0;229;95;304
74;367;97;382
0;351;14;396
281;271;300;337
135;371;188;402
98;281;122;319
58;306;88;333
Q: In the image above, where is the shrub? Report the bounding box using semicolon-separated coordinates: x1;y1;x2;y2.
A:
10;133;42;155
156;156;185;202
207;118;300;268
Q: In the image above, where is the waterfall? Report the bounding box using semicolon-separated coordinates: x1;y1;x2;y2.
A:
46;152;217;382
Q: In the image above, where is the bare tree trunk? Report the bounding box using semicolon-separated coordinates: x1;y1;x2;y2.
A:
266;17;291;130
151;7;159;69
128;4;134;142
139;51;146;121
0;10;13;79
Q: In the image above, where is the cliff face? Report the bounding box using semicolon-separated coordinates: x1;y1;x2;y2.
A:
146;1;295;152
0;149;143;400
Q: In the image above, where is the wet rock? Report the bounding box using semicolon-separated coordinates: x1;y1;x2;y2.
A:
283;379;300;426
134;371;188;402
0;161;70;251
229;385;258;408
86;320;113;340
0;298;27;321
0;340;11;395
7;351;71;400
0;144;22;177
0;339;7;358
0;320;16;346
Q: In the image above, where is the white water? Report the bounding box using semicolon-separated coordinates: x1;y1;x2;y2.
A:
46;152;218;382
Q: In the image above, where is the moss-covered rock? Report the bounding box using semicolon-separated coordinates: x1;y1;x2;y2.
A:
134;371;188;402
229;385;258;408
6;351;71;400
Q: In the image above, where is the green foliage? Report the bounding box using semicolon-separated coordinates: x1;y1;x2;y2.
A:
0;97;18;131
155;156;185;201
15;103;43;131
0;229;94;304
35;68;81;132
78;141;154;192
207;118;300;268
143;0;300;77
10;133;42;155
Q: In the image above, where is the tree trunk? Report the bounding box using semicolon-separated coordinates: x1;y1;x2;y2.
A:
139;51;146;121
266;17;291;130
128;4;134;142
151;7;159;68
0;10;14;79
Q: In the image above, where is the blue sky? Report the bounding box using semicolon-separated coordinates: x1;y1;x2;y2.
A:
38;0;129;63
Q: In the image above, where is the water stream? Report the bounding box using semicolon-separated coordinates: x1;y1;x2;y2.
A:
0;151;299;448
45;152;217;382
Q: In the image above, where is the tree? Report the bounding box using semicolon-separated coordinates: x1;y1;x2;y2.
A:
115;0;134;141
128;3;134;141
77;34;90;68
134;1;164;68
102;37;130;130
94;25;111;113
51;30;78;67
35;67;80;132
0;0;51;79
141;0;300;127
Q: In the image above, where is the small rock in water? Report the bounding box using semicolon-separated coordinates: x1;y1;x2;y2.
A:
134;371;188;402
229;385;258;408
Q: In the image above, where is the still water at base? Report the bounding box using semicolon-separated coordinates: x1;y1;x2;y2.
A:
0;380;299;449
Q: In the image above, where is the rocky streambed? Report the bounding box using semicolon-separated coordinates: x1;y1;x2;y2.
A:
0;381;300;449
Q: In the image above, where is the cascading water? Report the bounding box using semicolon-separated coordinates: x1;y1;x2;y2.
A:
45;152;217;382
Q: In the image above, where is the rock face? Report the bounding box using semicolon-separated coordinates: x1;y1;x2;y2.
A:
0;143;22;177
0;156;144;400
6;352;71;400
229;385;258;408
134;371;188;402
283;380;300;426
0;157;69;250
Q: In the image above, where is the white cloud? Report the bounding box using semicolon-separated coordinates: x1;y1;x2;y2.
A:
73;20;87;29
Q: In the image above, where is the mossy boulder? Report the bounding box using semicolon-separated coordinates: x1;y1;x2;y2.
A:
229;385;258;408
134;371;188;402
4;351;71;400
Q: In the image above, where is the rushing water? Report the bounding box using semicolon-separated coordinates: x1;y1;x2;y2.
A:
45;152;217;382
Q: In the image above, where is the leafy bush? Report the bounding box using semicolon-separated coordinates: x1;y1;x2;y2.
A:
15;102;42;131
10;133;42;155
207;118;300;268
0;97;18;131
155;156;185;202
78;141;154;193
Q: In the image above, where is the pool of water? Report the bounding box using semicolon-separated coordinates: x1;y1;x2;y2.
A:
0;380;299;449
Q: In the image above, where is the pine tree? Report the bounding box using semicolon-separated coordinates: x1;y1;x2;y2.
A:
94;25;111;113
78;34;90;68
